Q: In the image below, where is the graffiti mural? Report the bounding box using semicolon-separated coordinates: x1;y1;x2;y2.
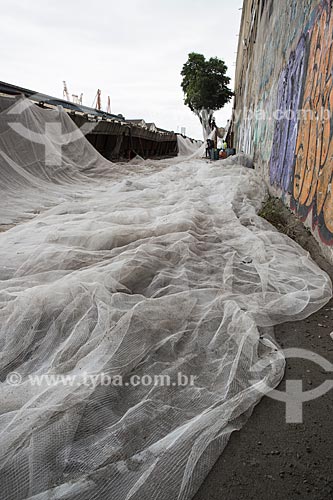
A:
269;0;333;245
270;36;306;192
291;3;333;244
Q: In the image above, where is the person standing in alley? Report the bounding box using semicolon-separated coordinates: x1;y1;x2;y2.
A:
206;138;214;158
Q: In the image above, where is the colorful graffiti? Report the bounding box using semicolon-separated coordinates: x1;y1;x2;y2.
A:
269;36;306;192
292;3;333;244
269;1;333;245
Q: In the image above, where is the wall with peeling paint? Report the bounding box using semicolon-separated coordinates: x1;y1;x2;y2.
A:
233;0;333;262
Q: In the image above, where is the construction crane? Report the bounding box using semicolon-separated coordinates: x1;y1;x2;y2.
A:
63;82;83;105
92;89;102;110
63;81;70;101
72;93;84;105
97;89;101;110
106;96;111;114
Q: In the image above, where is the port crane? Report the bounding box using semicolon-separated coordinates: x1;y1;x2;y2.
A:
63;81;83;105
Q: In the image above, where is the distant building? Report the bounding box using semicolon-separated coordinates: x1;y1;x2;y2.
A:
126;119;147;128
146;123;158;132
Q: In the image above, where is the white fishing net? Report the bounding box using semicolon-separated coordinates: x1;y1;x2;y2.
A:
176;135;202;156
0;97;331;500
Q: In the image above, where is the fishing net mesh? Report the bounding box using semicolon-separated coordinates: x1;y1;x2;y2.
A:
0;96;331;500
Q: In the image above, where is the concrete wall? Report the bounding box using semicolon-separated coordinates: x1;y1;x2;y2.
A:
233;0;333;263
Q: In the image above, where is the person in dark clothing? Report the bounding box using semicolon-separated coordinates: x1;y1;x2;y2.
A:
206;138;214;158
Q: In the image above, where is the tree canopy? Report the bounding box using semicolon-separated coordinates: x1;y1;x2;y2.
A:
181;52;233;114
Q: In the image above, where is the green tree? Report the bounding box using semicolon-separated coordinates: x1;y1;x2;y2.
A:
181;52;233;138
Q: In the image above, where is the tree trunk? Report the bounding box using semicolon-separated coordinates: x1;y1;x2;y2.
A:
195;108;214;139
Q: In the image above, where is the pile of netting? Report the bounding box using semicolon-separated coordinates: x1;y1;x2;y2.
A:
0;97;331;500
176;135;203;156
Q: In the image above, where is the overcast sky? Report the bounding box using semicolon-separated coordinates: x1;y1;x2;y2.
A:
1;0;242;139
